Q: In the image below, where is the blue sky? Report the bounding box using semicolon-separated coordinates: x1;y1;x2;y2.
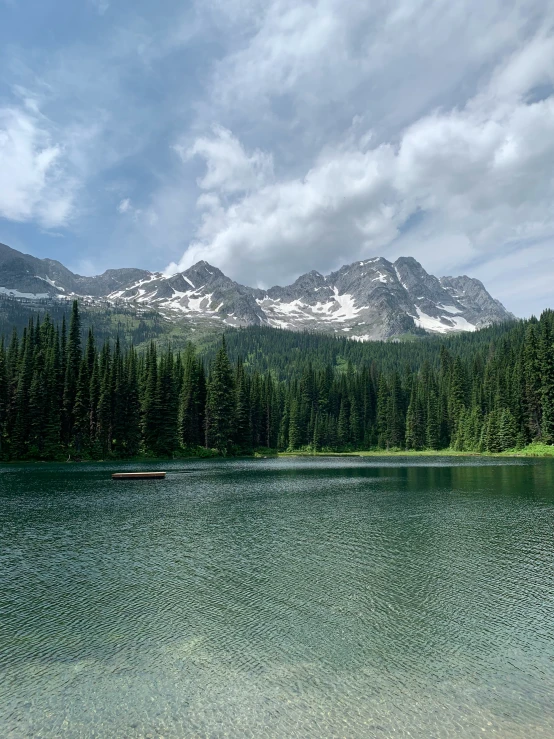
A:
1;0;554;316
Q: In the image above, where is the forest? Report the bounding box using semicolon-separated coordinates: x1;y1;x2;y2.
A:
0;301;553;460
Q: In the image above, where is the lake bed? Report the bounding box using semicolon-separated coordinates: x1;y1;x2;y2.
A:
1;457;553;738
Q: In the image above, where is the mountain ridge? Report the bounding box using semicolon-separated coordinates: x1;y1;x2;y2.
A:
0;242;515;340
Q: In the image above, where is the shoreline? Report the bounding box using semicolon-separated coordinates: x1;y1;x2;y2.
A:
2;443;554;465
279;445;554;459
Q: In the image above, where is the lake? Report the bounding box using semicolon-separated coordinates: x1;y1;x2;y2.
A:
1;457;554;738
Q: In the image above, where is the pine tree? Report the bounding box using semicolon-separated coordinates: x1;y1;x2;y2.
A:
233;359;251;451
337;397;350;447
405;384;419;450
11;328;33;458
279;391;291;450
72;358;91;453
426;388;440;450
155;350;179;456
0;340;7;456
124;348;142;457
449;356;467;434
62;301;82;443
89;353;101;458
539;314;554;443
349;392;362;447
288;397;302;450
205;338;235;453
312;412;325;451
376;375;389;449
481;410;501;453
97;342;114;456
111;338;128;457
1;300;553;463
142;342;159;453
498;408;517;451
179;345;204;447
28;343;49;457
387;372;405;449
523;323;542;439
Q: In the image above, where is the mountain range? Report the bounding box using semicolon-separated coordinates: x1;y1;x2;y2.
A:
0;241;515;340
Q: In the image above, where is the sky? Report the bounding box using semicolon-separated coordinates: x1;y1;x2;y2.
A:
1;0;554;317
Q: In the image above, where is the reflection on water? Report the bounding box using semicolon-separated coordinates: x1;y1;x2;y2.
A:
1;457;554;738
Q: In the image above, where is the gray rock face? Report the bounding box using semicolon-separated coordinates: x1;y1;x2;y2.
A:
0;242;515;340
0;242;150;298
439;275;512;328
0;242;72;296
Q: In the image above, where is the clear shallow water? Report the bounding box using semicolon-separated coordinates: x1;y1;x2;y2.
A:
1;457;554;738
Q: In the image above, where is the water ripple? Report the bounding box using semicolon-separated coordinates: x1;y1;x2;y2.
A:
1;457;554;738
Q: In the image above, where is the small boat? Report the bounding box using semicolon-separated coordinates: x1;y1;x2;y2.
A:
112;472;166;480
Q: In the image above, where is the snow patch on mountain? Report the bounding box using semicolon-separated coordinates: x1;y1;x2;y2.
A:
331;288;364;320
412;307;477;333
438;304;463;314
36;275;64;291
372;272;390;284
0;240;515;340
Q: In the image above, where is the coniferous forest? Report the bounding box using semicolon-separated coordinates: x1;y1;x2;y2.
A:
0;301;554;460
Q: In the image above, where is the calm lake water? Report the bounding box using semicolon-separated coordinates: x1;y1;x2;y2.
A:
1;457;554;738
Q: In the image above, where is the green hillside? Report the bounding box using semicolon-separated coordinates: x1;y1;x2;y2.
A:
0;299;553;461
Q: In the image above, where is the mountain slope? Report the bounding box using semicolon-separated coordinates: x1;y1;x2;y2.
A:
0;242;515;340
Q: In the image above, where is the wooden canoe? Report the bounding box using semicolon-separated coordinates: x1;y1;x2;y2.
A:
112;472;166;480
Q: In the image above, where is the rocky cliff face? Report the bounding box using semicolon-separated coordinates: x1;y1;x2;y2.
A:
0;243;150;298
0;242;515;340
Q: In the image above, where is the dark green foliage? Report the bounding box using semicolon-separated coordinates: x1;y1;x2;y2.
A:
154;350;179;456
205;338;235;453
62;301;82;444
1;303;554;460
234;359;252;452
0;293;168;347
179;345;206;448
142;342;160;453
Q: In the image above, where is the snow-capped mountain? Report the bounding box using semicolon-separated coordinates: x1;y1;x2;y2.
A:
0;242;515;340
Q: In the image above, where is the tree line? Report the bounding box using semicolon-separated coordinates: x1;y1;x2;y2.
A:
0;301;553;460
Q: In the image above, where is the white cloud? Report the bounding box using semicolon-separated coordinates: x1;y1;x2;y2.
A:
4;0;553;317
177;125;274;194
0;106;76;228
168;26;554;307
202;0;552;141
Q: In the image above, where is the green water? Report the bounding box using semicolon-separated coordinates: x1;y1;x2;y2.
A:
1;457;554;738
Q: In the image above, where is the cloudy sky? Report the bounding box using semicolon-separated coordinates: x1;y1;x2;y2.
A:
1;0;553;316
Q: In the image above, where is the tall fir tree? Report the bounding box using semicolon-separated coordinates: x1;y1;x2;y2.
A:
205;338;235;453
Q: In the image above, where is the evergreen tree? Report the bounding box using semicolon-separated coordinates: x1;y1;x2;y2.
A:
376;374;389;449
539;314;554;442
62;301;82;443
142;342;159;453
337;397;350;447
97;342;114;456
387;372;405;448
0;341;7;455
426;388;440;450
205;338;235;453
71;358;90;453
1;300;554;462
154;350;179;456
312;412;325;451
124;348;142;457
234;359;251;451
498;408;517;451
288;397;302;450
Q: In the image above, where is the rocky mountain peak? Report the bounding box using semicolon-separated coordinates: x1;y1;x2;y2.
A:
182;261;225;287
0;242;515;340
